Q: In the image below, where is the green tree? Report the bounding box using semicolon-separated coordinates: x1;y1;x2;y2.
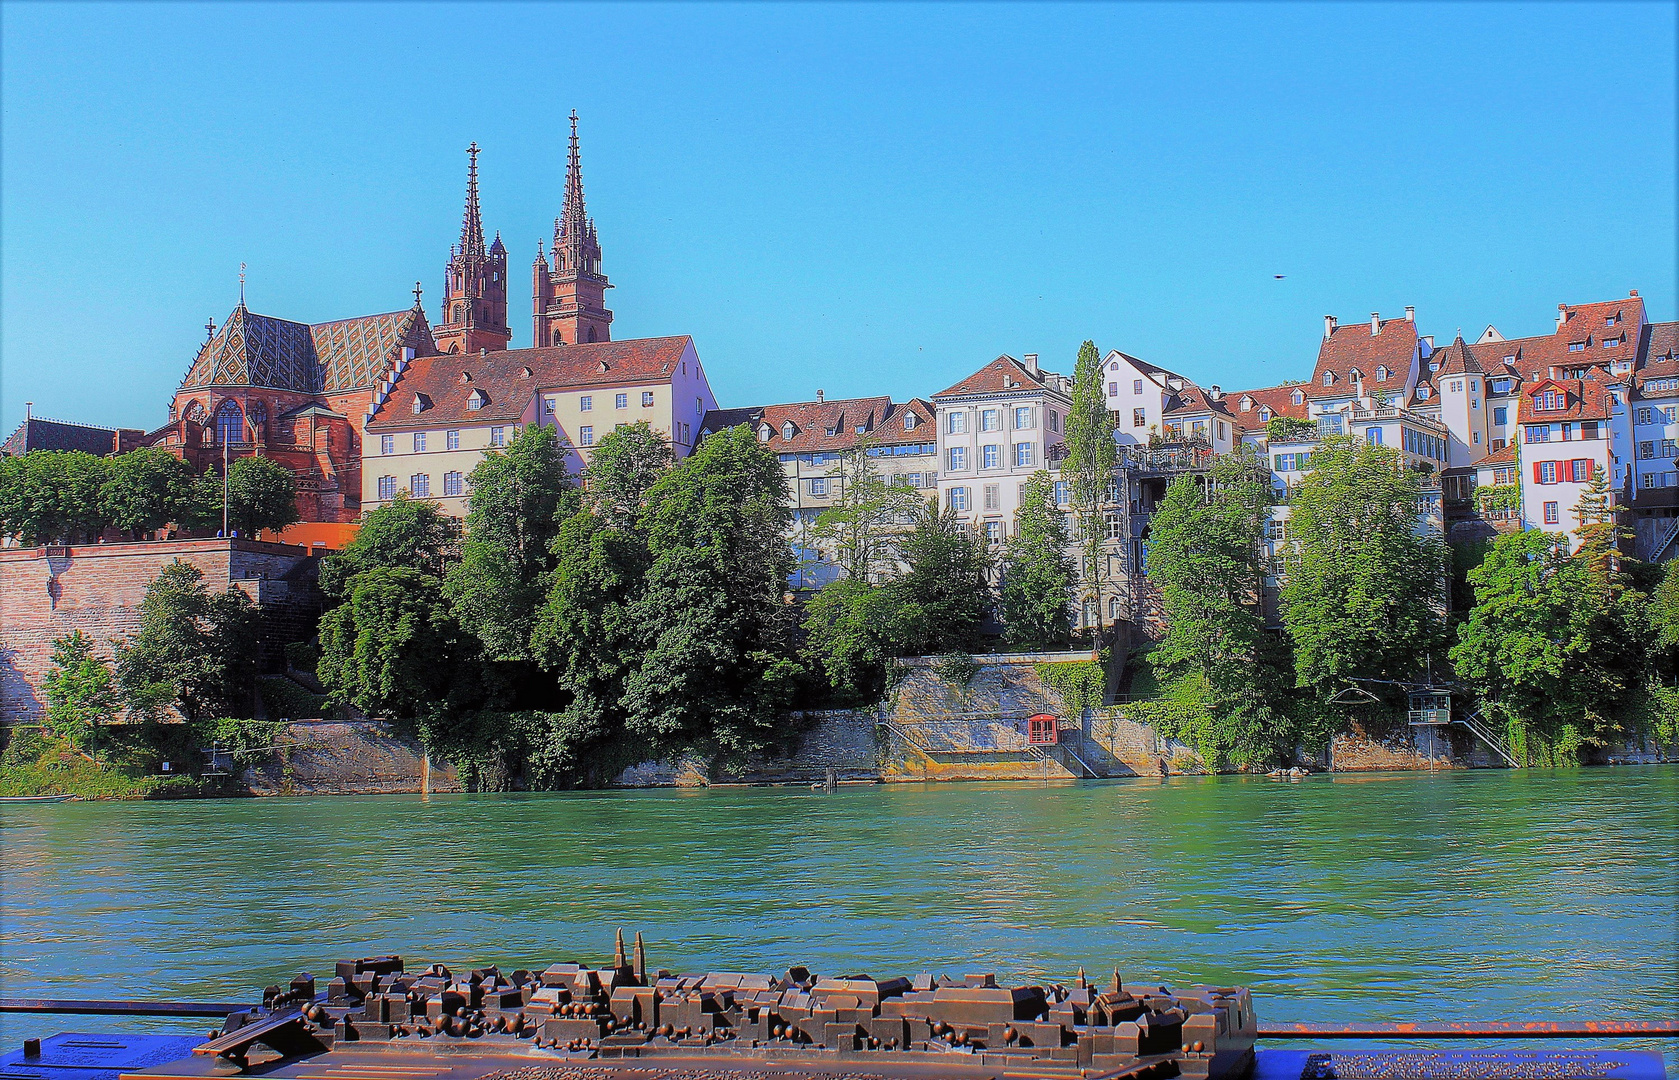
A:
999;471;1073;650
801;577;919;702
224;455;300;537
443;424;575;660
0;451;112;543
892;498;992;656
1652;558;1679;660
41;631;119;751
1280;436;1445;698
1059;340;1117;634
1450;527;1648;759
528;425;674;779
100;448;200;539
808;440;924;582
620;425;799;759
318;493;460;598
1145;446;1294;765
115;560;259;725
318;566;468;725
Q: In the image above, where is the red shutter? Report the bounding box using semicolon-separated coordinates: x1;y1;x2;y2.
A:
1563;460;1574;483
1534;462;1544;483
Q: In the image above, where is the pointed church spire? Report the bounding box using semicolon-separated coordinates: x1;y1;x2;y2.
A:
562;111;587;255
460;142;486;257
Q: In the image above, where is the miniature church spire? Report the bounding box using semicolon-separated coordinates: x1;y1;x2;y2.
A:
613;927;627;969
633;931;646;980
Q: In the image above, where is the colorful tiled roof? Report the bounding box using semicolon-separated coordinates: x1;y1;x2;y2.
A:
366;336;694;432
179;302;435;395
1310;316;1419;398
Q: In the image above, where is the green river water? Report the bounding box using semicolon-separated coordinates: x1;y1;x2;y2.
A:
1;768;1674;1063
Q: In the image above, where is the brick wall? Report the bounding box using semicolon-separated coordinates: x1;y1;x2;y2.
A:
1;538;323;724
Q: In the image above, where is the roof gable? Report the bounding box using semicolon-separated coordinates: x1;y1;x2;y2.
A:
935;355;1055;398
1310;317;1419;398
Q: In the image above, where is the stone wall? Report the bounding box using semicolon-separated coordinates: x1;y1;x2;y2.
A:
241;719;461;795
1;538;323;724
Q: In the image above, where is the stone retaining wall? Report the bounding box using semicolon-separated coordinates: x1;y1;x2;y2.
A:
242;719;461;795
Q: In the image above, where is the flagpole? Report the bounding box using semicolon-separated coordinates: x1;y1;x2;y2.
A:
222;434;230;538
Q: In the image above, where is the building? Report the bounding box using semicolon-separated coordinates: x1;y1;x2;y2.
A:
2;407;145;458
432;143;512;356
361;336;717;517
145;294;438;524
1515;373;1624;539
933;354;1071;548
700;395;937;586
532;113;614;348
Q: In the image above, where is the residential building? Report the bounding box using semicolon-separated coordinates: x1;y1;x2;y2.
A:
1515;373;1624;540
362;336;717;517
700;395;937;586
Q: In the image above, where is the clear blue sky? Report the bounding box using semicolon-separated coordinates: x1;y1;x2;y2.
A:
3;2;1674;435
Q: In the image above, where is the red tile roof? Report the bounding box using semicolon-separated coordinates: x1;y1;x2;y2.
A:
935;355;1058;398
1635;321;1679;396
366;336;693;431
1515;376;1613;424
1470;441;1519;468
1432;336;1485;377
1310;316;1419;398
724;395;936;454
1229;383;1312;424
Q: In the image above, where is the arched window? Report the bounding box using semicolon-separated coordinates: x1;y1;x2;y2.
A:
1109;596;1122;621
215;400;244;445
185;400;206;424
587;327;598;343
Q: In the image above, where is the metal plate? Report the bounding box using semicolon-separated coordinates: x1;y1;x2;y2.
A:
0;1033;203;1080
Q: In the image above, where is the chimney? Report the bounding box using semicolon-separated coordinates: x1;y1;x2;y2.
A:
1024;353;1040;377
24;401;31;420
1557;303;1568;330
1631;289;1639;297
1208;385;1223;400
816;389;824;403
1404;305;1415;322
1324;315;1337;339
1370;312;1381;336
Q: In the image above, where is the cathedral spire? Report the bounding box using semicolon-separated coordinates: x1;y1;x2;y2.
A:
534;111;611;347
460;142;486;257
559;112;589;269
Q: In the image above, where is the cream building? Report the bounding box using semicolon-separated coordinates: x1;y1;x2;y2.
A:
361;336;717;516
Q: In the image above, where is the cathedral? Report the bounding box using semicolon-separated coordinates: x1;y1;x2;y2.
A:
147;114;614;524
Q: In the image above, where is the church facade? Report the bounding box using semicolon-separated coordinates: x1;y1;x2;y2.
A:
145;115;617;526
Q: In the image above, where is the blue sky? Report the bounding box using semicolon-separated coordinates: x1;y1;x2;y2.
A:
2;2;1674;435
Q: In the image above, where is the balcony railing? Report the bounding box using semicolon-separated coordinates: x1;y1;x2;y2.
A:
1118;442;1216;473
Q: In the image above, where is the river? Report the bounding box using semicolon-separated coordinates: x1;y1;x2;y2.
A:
1;768;1674;1065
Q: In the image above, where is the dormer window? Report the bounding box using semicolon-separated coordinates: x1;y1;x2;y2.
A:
1606;314;1619;326
411;395;425;415
598;360;611;372
1603;337;1621;347
520;366;534;377
1376;366;1389;382
1292;390;1304;405
1348;368;1364;384
1429;362;1440;372
904;413;918;430
758;424;772;442
782;421;796;440
1568;342;1586;352
1417;386;1431;400
1259;407;1272;421
467;389;488;410
1240;396;1253;411
1537;390;1563;411
1322;372;1334;386
459;371;472;383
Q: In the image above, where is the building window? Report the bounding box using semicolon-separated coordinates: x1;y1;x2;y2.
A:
1133;379;1143;394
380;434;394;455
781;421;795;440
1054;480;1069;505
467;389;487;410
410;473;430;498
949;486;969;512
445;430;460;450
1322;371;1334;386
616;393;628;409
1105;511;1122;539
1493;407;1507;425
1417;386;1431;400
949;446;968;470
1015;407;1032;429
1377;366;1389;382
1366;427;1383;445
1015;442;1033;467
1292;390;1304;405
642;391;655;407
377;475;396;500
1568;342;1585;352
984;520;1003;543
443;471;464;496
1259;407;1271;422
905;412;918;430
215;400;244;444
1537;461;1557;484
810;477;829;497
413;432;427;453
543;395;558;413
982;444;1000;469
490;426;506;447
1109;382;1118;396
982;484;1000;510
947;411;967;434
579;425;594;446
1048;410;1059;432
580;395;593;411
981;409;1000;431
1132;408;1146;428
1544;501;1559;524
1527;425;1551;443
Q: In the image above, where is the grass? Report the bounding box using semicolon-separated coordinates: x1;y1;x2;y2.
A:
0;730;215;800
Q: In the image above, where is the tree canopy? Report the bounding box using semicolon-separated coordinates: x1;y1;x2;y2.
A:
1060;340;1117;634
999;470;1074;651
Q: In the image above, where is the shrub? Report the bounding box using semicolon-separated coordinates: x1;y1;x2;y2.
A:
932;652;979;687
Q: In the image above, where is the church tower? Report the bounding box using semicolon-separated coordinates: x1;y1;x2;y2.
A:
434;143;511;355
533;112;613;347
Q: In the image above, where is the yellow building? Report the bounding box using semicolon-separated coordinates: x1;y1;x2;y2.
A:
362;336;717;516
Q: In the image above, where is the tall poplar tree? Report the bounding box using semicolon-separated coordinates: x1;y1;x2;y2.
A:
999;471;1074;650
1060;340;1117;634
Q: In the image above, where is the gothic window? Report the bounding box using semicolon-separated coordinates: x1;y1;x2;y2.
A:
215;400;244;445
185;401;206;424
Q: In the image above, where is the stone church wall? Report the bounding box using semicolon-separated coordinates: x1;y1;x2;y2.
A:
1;538;324;724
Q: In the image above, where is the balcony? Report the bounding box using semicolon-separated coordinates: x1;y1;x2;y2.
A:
1118;441;1216;475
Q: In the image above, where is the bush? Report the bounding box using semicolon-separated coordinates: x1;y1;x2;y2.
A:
1035;659;1106;713
257;676;329;721
931;652;979;687
204;716;286;765
284;640;320;674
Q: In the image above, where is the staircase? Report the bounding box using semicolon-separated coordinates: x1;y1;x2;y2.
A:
1651;516;1679;563
1457;709;1520;768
